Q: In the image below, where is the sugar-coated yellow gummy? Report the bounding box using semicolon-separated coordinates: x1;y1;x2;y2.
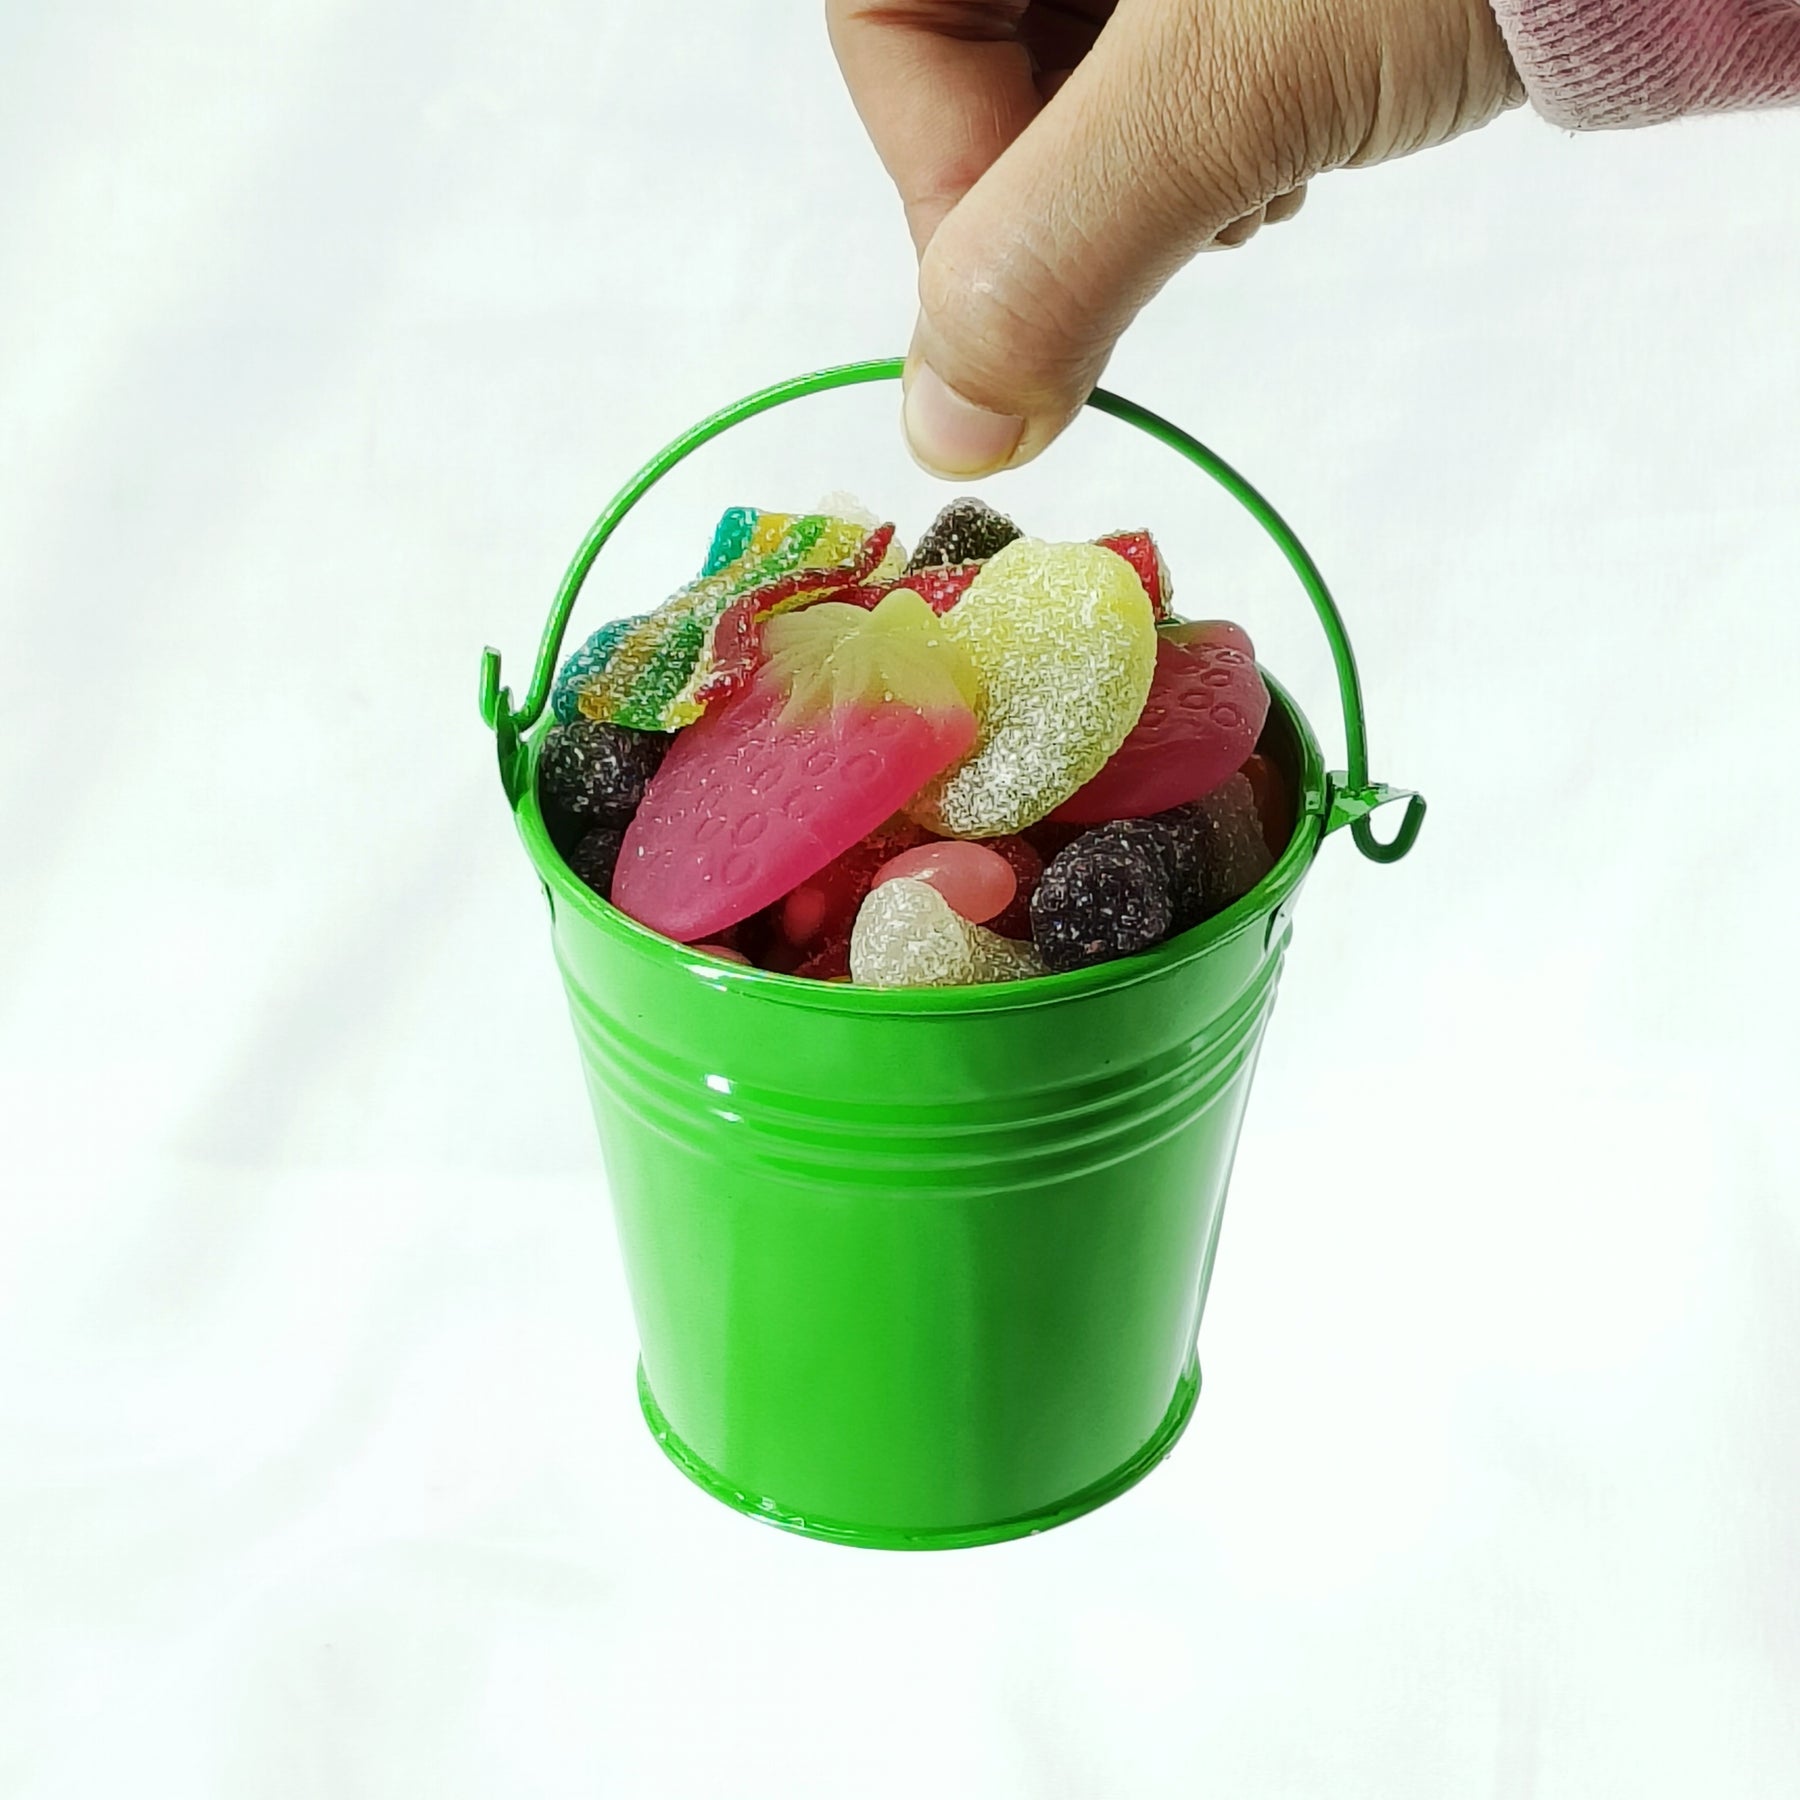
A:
849;878;1046;988
762;589;978;724
908;539;1157;838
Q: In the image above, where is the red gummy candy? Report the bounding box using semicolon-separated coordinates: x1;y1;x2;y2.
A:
1096;531;1175;619
833;563;980;617
984;834;1044;940
777;820;930;952
1050;631;1271;824
613;674;976;942
1238;752;1294;858
898;564;981;614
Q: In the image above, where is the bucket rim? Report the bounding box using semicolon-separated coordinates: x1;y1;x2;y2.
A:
517;673;1327;1017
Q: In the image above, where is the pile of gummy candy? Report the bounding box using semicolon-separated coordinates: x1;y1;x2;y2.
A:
536;498;1294;987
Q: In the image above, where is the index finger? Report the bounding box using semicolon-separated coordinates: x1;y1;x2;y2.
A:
826;0;1046;253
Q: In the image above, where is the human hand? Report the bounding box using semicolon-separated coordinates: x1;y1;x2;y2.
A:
827;0;1523;474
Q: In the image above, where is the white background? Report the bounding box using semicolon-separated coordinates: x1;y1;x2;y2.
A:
3;4;1797;1795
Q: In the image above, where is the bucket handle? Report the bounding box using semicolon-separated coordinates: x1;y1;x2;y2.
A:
479;357;1423;864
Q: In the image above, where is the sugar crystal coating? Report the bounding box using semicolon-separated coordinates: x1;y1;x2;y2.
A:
1029;832;1174;972
850;877;1046;988
576;510;905;731
539;718;670;831
905;497;1022;572
552;615;649;725
908;540;1157;838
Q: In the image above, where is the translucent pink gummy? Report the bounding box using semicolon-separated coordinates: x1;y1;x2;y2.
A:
870;840;1017;925
612;673;978;942
1051;627;1271;823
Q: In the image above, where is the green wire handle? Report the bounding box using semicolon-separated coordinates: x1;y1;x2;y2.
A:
479;357;1423;864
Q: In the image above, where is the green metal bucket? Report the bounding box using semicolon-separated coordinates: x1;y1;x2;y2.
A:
479;359;1423;1549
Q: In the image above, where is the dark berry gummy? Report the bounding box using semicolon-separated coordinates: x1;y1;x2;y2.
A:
539;718;669;835
1193;775;1274;915
905;498;1022;573
1030;833;1173;973
565;826;624;900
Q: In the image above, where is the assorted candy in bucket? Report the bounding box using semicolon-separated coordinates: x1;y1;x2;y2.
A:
537;498;1294;986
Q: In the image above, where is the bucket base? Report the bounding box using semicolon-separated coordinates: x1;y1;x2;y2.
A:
635;1356;1202;1552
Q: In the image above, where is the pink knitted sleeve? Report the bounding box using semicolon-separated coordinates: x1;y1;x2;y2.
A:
1488;0;1800;127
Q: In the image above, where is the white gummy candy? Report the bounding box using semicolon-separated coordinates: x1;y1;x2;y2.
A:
849;877;1045;989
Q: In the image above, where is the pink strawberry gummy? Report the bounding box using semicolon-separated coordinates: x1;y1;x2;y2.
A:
1050;622;1270;824
613;592;978;942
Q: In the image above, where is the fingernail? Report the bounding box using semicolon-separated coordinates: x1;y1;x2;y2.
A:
903;365;1024;477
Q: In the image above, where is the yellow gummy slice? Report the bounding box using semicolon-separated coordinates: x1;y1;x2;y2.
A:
762;589;978;724
908;539;1156;837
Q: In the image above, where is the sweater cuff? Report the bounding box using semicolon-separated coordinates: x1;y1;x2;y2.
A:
1488;0;1800;128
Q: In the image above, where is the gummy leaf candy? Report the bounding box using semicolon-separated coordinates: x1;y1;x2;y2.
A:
1050;625;1270;823
909;540;1157;838
1095;531;1175;620
870;839;1017;925
577;509;904;732
613;599;979;942
761;589;978;724
551;615;649;725
691;526;899;710
1030;829;1174;972
906;498;1022;572
850;877;1045;988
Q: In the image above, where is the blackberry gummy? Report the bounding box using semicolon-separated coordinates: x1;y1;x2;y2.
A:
566;825;625;900
1030;833;1174;973
539;718;669;833
1193;775;1274;914
904;497;1022;573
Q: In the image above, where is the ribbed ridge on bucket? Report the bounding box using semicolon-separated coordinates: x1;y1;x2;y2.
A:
557;933;1283;1196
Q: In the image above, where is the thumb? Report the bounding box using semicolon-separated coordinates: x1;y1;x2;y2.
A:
900;0;1321;477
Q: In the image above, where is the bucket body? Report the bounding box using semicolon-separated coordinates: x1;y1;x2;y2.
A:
519;689;1325;1548
482;358;1424;1547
